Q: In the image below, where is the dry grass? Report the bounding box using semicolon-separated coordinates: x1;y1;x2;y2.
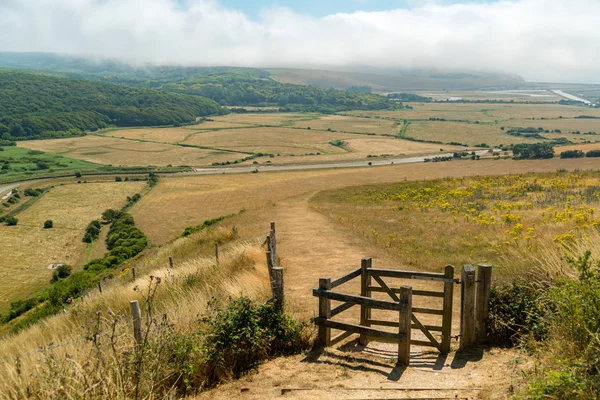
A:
504;118;600;133
0;228;271;399
18;136;245;167
181;127;346;155
346;103;600;122
293;115;399;135
0;181;145;311
213;113;319;126
405;120;537;146
309;171;600;279
130;157;600;244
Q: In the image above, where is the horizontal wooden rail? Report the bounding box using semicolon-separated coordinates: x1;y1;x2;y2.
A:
331;268;361;288
412;307;444;315
369;268;453;283
312;289;407;312
367;319;443;332
329;330;355;346
330;302;355;317
369;287;444;298
314;318;406;342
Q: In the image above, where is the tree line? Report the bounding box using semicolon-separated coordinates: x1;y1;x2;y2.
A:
0;70;224;140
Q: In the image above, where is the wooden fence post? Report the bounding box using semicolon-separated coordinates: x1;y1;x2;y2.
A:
168;256;173;269
97;281;102;294
476;264;493;344
269;221;276;262
272;267;284;310
132;267;136;281
318;277;332;347
359;257;373;346
460;264;476;350
129;300;143;346
215;242;219;265
441;264;454;354
398;285;412;366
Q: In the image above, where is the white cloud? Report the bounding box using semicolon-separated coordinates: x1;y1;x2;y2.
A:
0;0;598;83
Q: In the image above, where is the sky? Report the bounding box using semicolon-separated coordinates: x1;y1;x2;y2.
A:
0;0;599;83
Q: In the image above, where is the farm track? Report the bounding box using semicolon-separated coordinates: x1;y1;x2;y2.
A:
192;193;521;399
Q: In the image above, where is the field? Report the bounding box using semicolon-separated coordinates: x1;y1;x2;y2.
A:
0;146;101;182
0;180;145;311
13;104;600;170
129;157;600;244
18;135;247;167
310;171;600;277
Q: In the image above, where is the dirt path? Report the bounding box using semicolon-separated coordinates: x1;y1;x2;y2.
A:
195;193;523;399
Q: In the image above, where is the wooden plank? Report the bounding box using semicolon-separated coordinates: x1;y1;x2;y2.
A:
372;275;399;302
412;307;444;315
314;318;406;342
460;265;476;350
369;268;452;282
410;340;440;348
313;289;407;312
359;257;372;345
398;286;412;366
272;267;284;310
329;330;355;346
331;302;355;318
318;278;332;346
411;314;442;351
369;287;445;298
367;319;443;332
441;265;454;354
331;268;361;288
476;264;493;344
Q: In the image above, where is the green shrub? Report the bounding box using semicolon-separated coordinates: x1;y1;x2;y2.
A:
24;188;44;197
115;176;122;182
74;171;82;178
82;220;102;242
560;150;585;159
585;150;600;157
199;297;308;386
487;279;548;347
50;265;72;282
43;219;53;229
4;216;18;226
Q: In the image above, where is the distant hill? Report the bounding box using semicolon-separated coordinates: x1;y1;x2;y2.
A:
0;70;224;140
0;52;400;113
265;67;530;92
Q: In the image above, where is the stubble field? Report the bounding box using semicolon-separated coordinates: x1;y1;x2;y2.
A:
0;180;145;311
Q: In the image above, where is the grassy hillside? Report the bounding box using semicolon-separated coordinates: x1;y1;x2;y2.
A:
0;53;400;113
0;70;224;140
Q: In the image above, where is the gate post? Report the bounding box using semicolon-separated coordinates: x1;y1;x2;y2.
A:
460;264;476;350
441;265;454;353
318;277;332;347
359;257;372;346
398;286;412;366
476;264;493;344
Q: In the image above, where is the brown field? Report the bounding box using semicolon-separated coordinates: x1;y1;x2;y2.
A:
405;120;538;146
346;103;600;123
130;157;600;244
188;120;257;129
182;127;347;155
504;117;600;133
104;127;199;144
293;115;399;134
0;181;145;311
556;142;600;153
212;112;320;126
18;136;246;167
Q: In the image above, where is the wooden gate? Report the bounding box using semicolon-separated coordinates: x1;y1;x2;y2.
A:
313;257;493;365
360;258;455;354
